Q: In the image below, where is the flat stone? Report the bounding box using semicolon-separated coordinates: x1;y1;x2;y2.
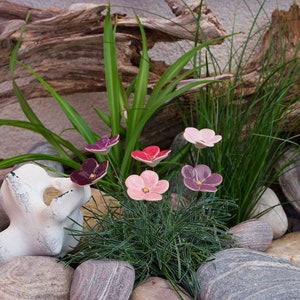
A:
70;259;135;300
266;231;300;265
0;256;74;300
197;248;300;300
130;277;192;300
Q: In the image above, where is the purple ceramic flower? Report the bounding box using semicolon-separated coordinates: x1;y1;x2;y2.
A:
131;146;171;167
181;164;222;192
183;127;222;149
70;158;108;186
125;170;169;201
85;134;119;155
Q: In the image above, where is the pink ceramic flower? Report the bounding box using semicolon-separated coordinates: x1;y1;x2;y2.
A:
85;135;119;155
70;158;108;186
181;164;222;192
183;127;222;149
125;170;169;201
131;146;171;167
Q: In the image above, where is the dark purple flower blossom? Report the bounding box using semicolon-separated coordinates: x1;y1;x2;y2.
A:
181;164;222;192
85;135;119;155
70;158;108;186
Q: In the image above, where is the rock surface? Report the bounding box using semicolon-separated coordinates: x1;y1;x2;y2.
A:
70;259;135;300
0;256;74;300
251;187;288;239
266;231;300;265
197;248;300;300
228;219;273;251
130;277;191;300
277;147;300;214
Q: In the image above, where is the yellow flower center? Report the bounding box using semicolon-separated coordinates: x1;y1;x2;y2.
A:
142;187;150;193
89;173;96;179
197;180;202;185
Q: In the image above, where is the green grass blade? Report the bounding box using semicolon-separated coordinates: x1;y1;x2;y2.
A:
16;61;97;145
0;119;86;161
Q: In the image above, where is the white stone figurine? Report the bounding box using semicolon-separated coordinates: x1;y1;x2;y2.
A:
0;163;91;265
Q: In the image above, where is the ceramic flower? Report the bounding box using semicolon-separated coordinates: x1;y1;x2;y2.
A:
70;158;108;186
125;170;169;201
85;134;119;155
181;164;222;192
131;146;171;167
183;127;222;149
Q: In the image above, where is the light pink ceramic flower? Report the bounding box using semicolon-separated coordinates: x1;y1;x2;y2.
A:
85;135;119;155
125;170;169;201
183;127;222;149
131;146;171;167
181;164;222;192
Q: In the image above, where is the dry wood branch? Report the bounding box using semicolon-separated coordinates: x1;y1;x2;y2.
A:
0;0;226;107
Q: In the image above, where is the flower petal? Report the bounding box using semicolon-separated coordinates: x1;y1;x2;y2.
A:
194;164;211;181
183;127;200;144
94;160;109;178
151;179;169;194
127;188;146;200
183;178;201;191
204;173;223;185
181;165;195;179
199;184;218;192
70;170;91;186
125;174;145;190
140;170;159;188
143;146;160;158
131;150;152;163
199;128;215;140
81;158;99;174
143;192;163;201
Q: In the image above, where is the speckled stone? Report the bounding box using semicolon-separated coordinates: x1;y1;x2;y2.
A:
197;248;300;300
70;259;135;300
0;256;74;300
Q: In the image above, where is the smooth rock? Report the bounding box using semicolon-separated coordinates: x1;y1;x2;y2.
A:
197;248;300;300
266;231;300;265
0;256;74;300
251;187;288;239
130;277;192;300
228;219;273;251
277;146;300;214
70;259;135;300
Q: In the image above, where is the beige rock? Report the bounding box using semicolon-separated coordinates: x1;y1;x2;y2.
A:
0;256;74;300
266;231;300;265
251;187;288;239
228;219;273;251
130;277;192;300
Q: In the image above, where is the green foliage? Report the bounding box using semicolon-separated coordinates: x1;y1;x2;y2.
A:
63;189;233;297
183;1;300;225
0;7;225;183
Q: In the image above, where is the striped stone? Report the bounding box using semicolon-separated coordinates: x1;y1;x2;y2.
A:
197;248;300;299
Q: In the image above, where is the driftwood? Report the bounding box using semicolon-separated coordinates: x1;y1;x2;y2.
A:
237;1;300;132
0;0;226;107
0;1;299;150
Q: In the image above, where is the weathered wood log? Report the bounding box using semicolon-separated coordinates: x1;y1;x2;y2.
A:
237;1;300;132
0;0;226;107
